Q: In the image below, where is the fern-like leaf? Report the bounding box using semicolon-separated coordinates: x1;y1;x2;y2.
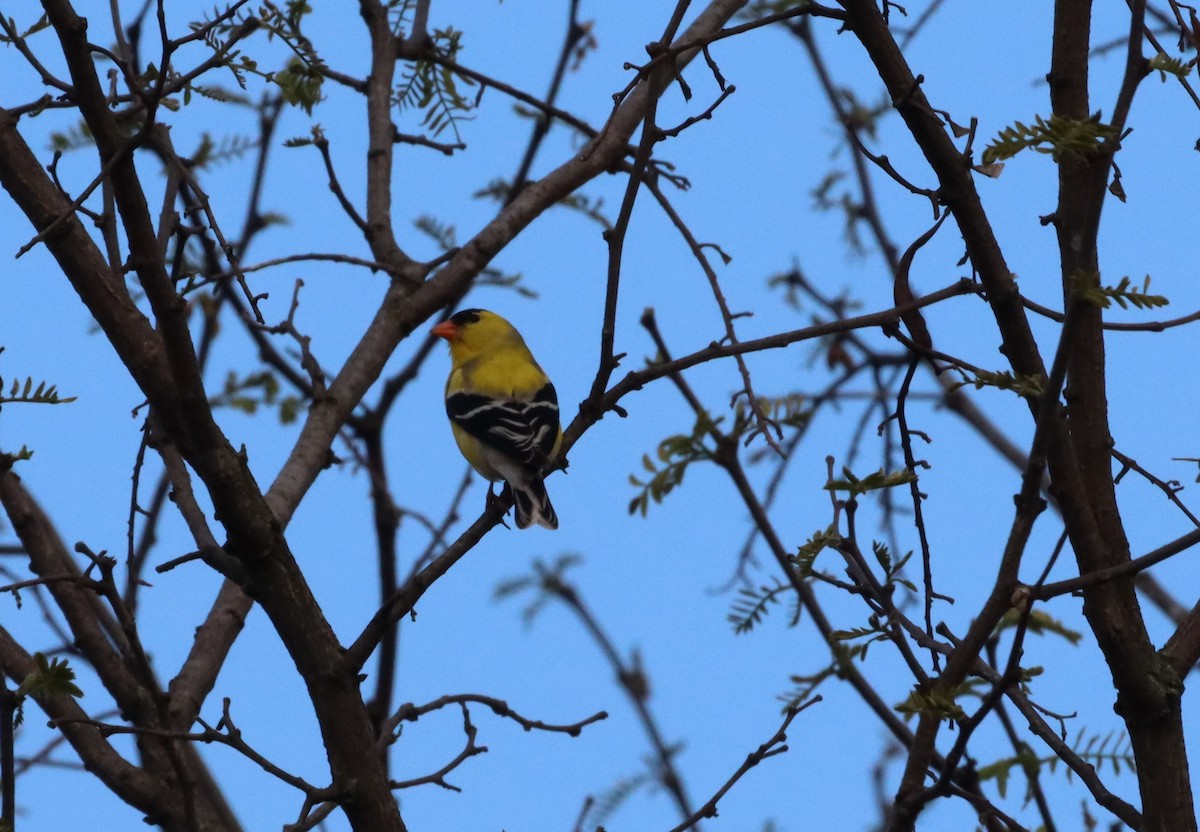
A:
949;368;1046;400
824;466;917;498
0;374;76;407
982;113;1118;165
1148;52;1192;81
628;413;719;516
394;28;476;142
728;580;790;634
1071;272;1170;310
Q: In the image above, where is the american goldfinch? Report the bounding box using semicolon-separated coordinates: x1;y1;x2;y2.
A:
431;309;562;529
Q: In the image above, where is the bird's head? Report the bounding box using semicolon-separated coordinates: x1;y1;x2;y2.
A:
431;309;526;360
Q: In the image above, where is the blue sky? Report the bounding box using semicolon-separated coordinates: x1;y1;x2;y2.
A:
2;1;1199;830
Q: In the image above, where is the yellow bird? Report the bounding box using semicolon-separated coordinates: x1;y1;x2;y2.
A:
431;309;562;529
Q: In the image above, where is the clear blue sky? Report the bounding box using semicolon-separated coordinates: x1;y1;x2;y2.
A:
2;2;1198;830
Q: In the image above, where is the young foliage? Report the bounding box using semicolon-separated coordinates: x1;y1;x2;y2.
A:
790;528;842;578
949;368;1046;400
275;56;325;114
1148;52;1192;81
1070;272;1170;311
824;466;917;498
191;133;262;169
736;393;811;438
0;446;34;468
183;8;282;92
210;370;303;424
728;579;799;634
778;643;863;711
978;728;1134;801
0;352;76;410
0;12;50;44
995;609;1083;646
830;621;892;658
47;120;94;154
982;114;1119;165
1069;728;1135;777
395;28;477;141
181;84;252;108
13;652;84;728
871;541;917;594
628;412;720;516
976;744;1041;801
894;686;966;722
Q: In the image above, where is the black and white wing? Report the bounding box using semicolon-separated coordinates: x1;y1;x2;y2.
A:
445;382;560;471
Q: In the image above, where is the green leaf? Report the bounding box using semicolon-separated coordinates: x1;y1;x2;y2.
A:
209;370;299;424
275;56;325;114
996;609;1082;645
894;687;965;721
627;412;720;516
977;746;1039;800
17;652;84;700
824;466;917;497
791;528;841;577
1070;272;1169;311
1148;52;1192;81
949;368;1046;400
0;372;76;407
393;27;475;143
728;580;792;635
982;113;1118;165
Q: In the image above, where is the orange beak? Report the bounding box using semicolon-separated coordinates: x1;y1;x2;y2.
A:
431;320;459;341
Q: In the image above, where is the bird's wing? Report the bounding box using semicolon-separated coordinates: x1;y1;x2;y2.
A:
446;382;559;471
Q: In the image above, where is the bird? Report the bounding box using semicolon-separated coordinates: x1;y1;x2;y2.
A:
431;309;562;529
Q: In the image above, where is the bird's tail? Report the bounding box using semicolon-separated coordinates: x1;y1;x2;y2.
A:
513;479;557;530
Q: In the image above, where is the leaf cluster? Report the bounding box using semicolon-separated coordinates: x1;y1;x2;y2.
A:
737;393;811;434
830;621;893;656
790;527;841;577
728;579;799;634
184;11;275;93
978;728;1134;801
894;686;966;722
395;28;477;141
12;652;83;729
274;56;325;115
824;465;916;498
1070;272;1170;311
0;446;34;469
995;609;1082;645
628;413;719;516
778;643;862;711
1149;52;1192;81
191;133;262;170
48;120;95;153
982;113;1119;165
210;370;303;424
181;84;252;108
949;368;1046;400
0;12;50;45
0;362;76;409
869;541;917;595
